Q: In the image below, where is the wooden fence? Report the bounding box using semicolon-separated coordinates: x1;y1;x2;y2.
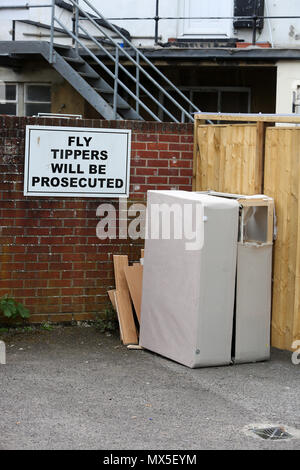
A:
194;113;300;351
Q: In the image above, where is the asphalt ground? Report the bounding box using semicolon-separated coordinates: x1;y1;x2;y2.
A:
0;326;299;450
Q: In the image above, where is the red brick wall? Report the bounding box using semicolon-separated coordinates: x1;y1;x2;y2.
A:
0;116;193;323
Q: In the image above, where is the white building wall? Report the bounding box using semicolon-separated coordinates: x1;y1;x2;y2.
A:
1;0;300;48
276;60;300;115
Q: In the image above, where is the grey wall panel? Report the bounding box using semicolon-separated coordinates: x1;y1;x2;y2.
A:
234;243;273;363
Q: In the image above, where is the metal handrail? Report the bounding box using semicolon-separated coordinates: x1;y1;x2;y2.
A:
64;0;199;122
53;16;162;122
77;22;179;122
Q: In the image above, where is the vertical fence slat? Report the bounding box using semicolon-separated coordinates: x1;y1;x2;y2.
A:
264;127;300;350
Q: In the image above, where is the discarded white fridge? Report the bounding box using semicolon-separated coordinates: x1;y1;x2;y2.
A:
140;190;274;368
140;191;239;368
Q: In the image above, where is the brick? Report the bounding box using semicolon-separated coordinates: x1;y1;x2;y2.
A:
169;143;193;151
136;133;158;142
15;237;38;245
180;135;194;143
147;143;168;151
181;152;193;160
137;151;159;159
147;176;169;184
48;280;72;288
169;177;191;185
131;142;147;150
0;280;23;288
130;176;146;184
159;151;180;160
180;169;193;177
170;159;191;168
51;245;74;253
62;288;84;296
158;168;179;176
24;280;47;288
159;134;180;143
136;168;158;176
147;159;168;167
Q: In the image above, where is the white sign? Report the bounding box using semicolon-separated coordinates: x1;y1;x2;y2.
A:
24;125;131;198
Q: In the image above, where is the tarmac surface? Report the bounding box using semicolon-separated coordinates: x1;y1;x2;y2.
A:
0;326;299;450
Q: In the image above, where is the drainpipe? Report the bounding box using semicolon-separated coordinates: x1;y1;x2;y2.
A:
154;0;159;45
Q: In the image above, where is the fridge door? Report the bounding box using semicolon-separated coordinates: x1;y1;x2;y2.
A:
140;190;239;368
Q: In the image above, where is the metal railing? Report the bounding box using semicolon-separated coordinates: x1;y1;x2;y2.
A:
48;0;203;122
104;0;300;46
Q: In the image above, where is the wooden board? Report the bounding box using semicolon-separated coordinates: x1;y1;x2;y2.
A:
115;289;138;345
108;290;117;311
113;255;138;345
194;124;262;195
113;291;123;342
113;255;129;291
124;265;143;322
195;112;300;123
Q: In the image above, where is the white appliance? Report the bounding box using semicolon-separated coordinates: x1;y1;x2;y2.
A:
140;190;239;368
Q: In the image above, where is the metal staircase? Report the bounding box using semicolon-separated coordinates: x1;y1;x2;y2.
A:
49;0;200;122
3;0;202;122
50;44;141;121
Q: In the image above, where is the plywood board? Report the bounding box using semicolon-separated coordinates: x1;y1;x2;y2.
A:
108;290;117;311
115;289;138;345
113;255;129;291
113;291;123;342
124;265;143;322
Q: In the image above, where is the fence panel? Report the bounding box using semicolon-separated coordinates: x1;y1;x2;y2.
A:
194;123;263;194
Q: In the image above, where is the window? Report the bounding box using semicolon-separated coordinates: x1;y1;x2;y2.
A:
233;0;265;30
159;86;251;122
0;83;51;116
24;84;51;116
0;83;17;115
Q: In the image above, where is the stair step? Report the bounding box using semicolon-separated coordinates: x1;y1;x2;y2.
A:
53;44;71;50
96;90;131;110
78;71;99;79
62;56;85;65
93;87;113;94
